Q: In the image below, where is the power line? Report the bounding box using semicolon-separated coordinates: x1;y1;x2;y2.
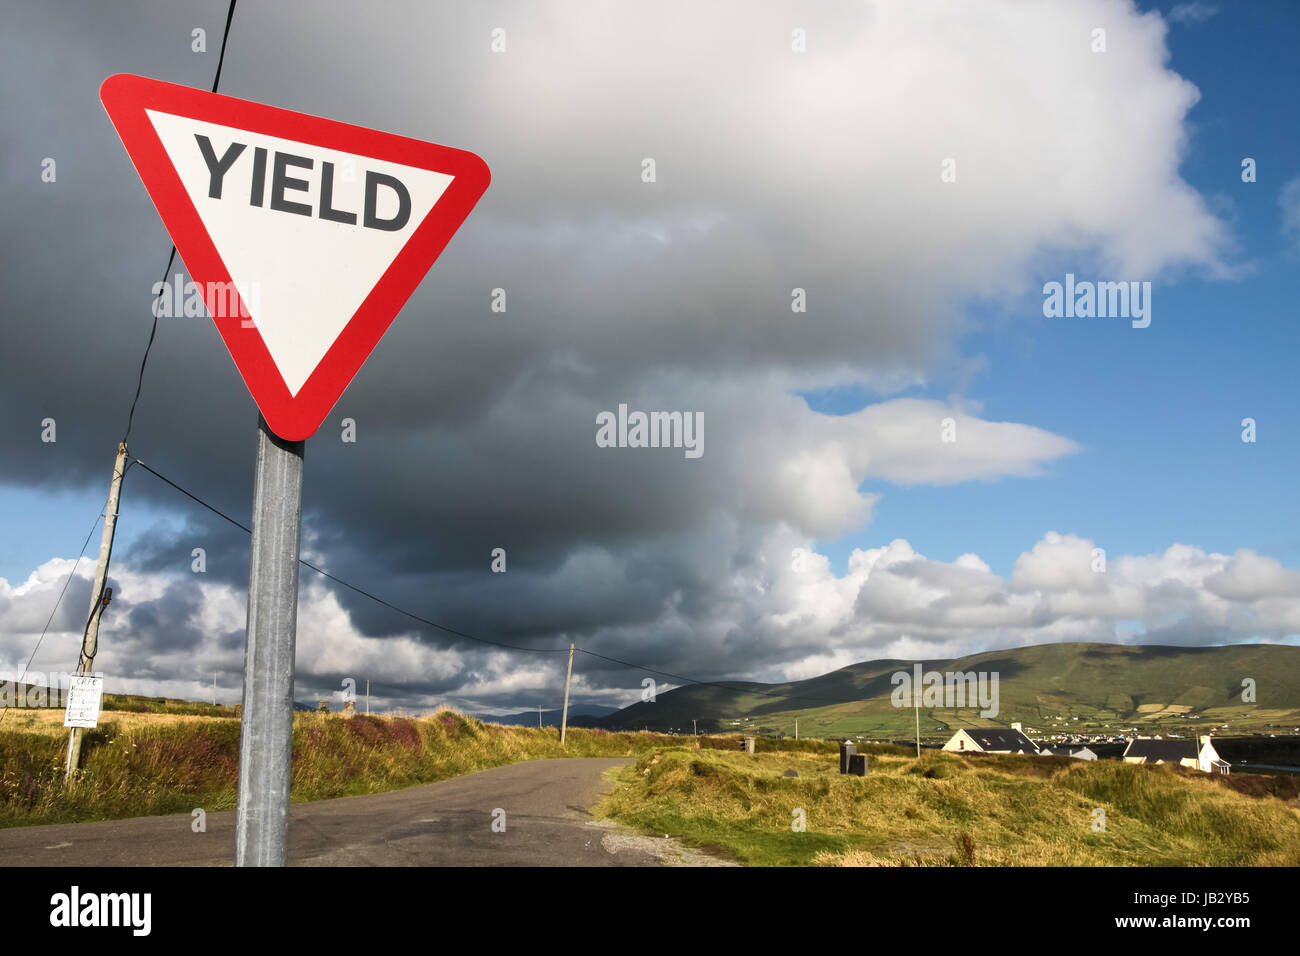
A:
120;0;238;446
0;500;108;728
133;459;249;533
121;247;174;445
130;457;564;655
58;0;846;728
129;458;858;706
209;0;239;94
41;2;237;752
84;0;842;719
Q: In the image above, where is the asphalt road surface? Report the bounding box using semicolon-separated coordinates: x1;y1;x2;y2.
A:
1;758;667;867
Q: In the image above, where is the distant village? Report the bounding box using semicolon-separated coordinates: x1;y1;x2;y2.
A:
759;715;1300;776
938;723;1233;773
682;713;1300;775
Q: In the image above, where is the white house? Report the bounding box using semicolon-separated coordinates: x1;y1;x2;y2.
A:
1122;735;1229;774
942;724;1039;755
1041;745;1098;760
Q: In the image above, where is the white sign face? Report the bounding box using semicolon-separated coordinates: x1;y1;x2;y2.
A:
146;110;454;396
100;74;491;441
63;676;104;728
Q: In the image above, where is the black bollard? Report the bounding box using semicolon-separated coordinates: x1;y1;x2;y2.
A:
839;740;857;774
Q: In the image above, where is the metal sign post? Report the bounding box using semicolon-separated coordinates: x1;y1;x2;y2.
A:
235;416;304;867
101;72;489;867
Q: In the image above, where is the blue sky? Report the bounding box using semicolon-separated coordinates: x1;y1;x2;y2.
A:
805;0;1300;578
2;0;1296;710
1;0;1294;592
2;2;1296;588
0;478;187;585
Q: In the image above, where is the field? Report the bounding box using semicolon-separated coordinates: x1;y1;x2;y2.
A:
0;707;674;829
594;740;1300;866
6;708;1299;867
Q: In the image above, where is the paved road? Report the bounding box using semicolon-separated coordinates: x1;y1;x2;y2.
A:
0;758;663;867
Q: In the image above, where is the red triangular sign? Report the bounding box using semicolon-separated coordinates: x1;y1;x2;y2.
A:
100;73;490;440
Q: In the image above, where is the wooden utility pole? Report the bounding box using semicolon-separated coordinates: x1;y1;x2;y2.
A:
914;690;921;758
365;679;370;716
559;643;575;746
65;443;129;779
692;719;697;736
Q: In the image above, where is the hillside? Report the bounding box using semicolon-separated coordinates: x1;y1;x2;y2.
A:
472;705;616;728
600;642;1300;740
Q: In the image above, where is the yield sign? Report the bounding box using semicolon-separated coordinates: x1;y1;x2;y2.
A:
100;73;490;440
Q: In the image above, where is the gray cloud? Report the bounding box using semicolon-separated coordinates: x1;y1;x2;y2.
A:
0;0;1255;712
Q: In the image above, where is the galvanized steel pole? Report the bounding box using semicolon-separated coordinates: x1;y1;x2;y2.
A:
235;416;304;866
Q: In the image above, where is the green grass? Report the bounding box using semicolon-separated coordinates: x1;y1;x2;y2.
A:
11;707;1298;868
0;707;679;829
594;743;1300;866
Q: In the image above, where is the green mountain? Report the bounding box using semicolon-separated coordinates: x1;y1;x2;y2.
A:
600;642;1300;740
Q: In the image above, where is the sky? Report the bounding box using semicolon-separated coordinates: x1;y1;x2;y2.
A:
1;0;1297;717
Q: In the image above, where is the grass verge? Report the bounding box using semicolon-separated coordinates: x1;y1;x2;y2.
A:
593;743;1300;866
0;707;675;828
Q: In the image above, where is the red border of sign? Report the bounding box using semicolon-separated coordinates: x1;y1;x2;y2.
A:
100;73;490;441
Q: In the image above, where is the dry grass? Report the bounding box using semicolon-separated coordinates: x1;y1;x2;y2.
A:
0;707;677;828
11;712;1294;868
595;746;1300;867
0;708;229;736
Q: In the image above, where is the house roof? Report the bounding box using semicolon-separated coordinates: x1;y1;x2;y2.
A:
962;728;1039;753
1123;738;1198;761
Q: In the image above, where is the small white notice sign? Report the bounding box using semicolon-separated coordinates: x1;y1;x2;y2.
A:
63;676;104;728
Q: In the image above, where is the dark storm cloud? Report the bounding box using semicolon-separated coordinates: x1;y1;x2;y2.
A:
0;1;1237;709
120;510;249;585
